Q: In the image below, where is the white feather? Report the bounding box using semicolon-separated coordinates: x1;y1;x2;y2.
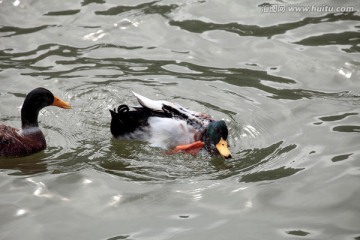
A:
132;92;164;112
19;127;41;135
147;117;197;149
115;116;197;149
133;92;211;127
132;92;185;113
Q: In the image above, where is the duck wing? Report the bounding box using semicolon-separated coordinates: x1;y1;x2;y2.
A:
133;92;213;130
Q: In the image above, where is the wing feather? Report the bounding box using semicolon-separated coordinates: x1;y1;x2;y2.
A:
132;92;213;130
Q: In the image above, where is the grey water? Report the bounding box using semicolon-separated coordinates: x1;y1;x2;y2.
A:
0;0;360;239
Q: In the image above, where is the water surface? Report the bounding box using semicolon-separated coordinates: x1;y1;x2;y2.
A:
0;0;360;239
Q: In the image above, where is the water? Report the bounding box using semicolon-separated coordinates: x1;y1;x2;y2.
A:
0;0;360;239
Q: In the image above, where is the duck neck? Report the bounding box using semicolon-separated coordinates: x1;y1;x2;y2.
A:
21;104;40;129
201;130;218;154
200;130;210;147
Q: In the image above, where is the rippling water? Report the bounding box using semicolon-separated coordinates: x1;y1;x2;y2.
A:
1;0;360;239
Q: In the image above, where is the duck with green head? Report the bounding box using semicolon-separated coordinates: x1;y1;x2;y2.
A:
110;92;232;159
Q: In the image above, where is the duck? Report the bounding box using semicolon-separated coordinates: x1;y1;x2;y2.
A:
110;92;232;159
0;87;71;158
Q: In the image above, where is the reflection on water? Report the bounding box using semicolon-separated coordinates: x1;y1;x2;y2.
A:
0;0;359;239
0;152;48;175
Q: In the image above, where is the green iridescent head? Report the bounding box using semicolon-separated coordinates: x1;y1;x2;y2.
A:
203;120;232;159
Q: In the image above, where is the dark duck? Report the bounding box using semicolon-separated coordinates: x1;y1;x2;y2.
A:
0;87;71;158
110;92;232;159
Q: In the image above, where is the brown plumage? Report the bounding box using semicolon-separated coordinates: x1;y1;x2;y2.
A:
0;125;46;157
0;88;71;158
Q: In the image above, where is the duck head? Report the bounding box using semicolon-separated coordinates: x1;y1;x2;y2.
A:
203;120;232;159
21;87;71;128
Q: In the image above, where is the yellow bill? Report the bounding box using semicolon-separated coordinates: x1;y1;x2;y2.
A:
216;137;232;159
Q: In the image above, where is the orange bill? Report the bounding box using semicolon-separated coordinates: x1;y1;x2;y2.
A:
51;96;71;109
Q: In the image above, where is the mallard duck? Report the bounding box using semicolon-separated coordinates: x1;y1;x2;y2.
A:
0;87;71;158
110;92;232;159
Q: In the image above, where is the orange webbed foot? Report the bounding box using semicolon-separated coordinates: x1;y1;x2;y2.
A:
166;141;205;156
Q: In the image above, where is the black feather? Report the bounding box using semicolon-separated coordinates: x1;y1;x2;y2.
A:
110;104;171;138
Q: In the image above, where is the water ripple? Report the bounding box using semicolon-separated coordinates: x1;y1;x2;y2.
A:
294;31;360;53
169;12;360;38
95;1;178;17
0;25;55;37
44;9;81;16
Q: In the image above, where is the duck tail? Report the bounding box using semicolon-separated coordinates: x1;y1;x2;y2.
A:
110;104;151;138
110;105;127;138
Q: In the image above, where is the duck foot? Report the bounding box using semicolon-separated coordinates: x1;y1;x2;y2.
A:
166;141;205;156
